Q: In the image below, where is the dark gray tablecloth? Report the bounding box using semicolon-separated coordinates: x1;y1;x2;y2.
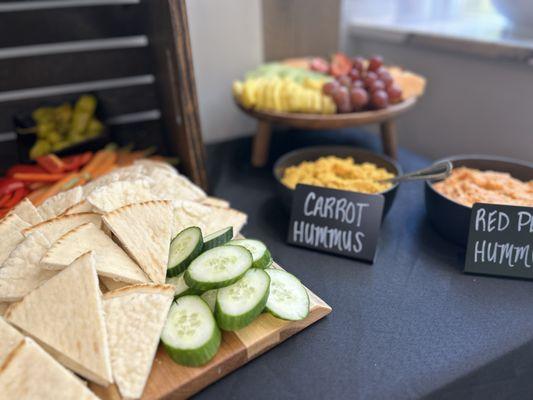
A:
197;129;533;400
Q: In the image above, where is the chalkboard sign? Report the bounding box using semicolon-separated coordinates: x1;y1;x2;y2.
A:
465;203;533;279
287;184;384;262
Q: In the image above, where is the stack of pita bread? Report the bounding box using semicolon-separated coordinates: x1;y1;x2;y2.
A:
0;159;247;399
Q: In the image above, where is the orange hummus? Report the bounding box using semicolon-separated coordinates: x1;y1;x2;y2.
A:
433;167;533;207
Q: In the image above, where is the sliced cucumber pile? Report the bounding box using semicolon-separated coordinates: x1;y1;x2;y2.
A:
203;227;233;251
168;227;203;277
162;226;312;367
228;239;272;269
216;268;270;331
161;295;221;366
166;272;201;298
184;245;252;291
265;269;309;321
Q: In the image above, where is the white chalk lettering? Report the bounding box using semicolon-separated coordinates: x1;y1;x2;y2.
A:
303;192;316;216
518;211;533;233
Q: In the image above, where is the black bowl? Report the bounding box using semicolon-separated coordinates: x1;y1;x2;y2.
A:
425;155;533;246
273;146;402;216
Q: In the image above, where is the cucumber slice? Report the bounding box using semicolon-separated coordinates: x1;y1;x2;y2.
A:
228;239;272;269
184;245;252;291
166;272;202;298
167;226;203;277
203;227;233;251
215;268;270;331
161;295;221;367
265;269;309;321
201;289;218;312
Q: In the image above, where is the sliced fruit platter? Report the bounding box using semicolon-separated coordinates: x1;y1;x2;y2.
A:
233;52;426;115
0;158;330;399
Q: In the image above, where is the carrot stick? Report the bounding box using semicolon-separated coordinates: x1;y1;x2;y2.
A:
32;172;78;205
81;149;115;177
26;186;50;205
12;172;66;183
91;163;117;179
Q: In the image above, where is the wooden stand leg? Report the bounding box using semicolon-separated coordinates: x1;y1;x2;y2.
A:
251;121;272;167
380;120;398;159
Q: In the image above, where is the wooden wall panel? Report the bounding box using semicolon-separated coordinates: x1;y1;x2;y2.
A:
0;47;151;91
0;5;145;47
262;0;341;61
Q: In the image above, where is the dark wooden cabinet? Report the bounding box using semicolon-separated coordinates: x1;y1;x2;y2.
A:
0;0;208;190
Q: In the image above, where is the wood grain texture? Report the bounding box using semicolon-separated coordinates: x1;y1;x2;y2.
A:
380;120;398;159
237;97;417;129
0;47;152;92
145;0;208;191
251;120;272;167
0;4;144;47
91;262;331;399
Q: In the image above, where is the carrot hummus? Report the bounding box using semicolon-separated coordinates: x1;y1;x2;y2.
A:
433;167;533;207
281;156;394;194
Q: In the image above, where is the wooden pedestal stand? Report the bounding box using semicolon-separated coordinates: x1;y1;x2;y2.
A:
237;97;417;167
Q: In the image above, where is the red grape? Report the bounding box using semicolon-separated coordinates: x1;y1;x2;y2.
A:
387;84;403;103
351;79;364;89
352;56;365;72
332;86;349;104
337;75;352;88
368;55;383;72
368;79;385;93
348;68;360;81
337;98;352;113
370;90;389;109
322;81;339;96
350;87;369;110
375;67;392;83
363;71;378;88
382;75;394;88
332;87;351;113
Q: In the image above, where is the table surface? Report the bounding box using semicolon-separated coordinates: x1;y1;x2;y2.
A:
199;129;533;400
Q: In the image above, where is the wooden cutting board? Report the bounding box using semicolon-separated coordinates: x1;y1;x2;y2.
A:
91;263;331;399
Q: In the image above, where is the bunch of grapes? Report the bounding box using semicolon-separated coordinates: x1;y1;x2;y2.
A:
322;55;403;113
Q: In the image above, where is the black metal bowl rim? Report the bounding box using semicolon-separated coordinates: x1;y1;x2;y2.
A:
272;145;403;196
425;153;533;211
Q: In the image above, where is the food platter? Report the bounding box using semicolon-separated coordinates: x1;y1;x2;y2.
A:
0;158;331;400
237;96;417;130
91;262;331;400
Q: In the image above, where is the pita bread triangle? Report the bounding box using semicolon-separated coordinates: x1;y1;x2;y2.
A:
0;316;23;367
0;231;56;302
41;222;149;284
102;200;173;283
103;283;174;399
0;337;99;400
61;199;94;215
22;212;101;243
9;198;43;225
5;251;113;386
171;200;247;238
87;179;157;213
0;213;30;265
37;186;83;220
